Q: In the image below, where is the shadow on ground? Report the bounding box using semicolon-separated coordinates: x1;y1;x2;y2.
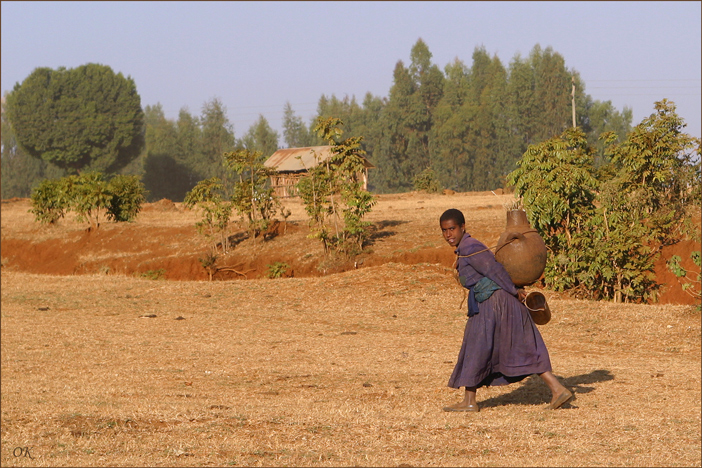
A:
366;220;409;246
478;369;614;409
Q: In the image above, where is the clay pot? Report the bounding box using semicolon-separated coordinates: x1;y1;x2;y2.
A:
494;210;547;287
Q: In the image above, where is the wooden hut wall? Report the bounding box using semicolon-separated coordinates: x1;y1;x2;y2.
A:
270;169;370;198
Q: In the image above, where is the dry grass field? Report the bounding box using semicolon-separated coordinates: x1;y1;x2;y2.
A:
1;192;700;467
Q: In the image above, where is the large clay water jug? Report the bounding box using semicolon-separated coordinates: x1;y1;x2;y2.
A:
494;209;547;287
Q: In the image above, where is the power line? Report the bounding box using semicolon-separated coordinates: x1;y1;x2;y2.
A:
590;86;700;89
587;79;700;82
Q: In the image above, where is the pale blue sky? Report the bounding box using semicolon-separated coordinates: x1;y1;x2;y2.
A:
2;1;700;140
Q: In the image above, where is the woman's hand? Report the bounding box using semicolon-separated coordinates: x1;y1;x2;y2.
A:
517;289;527;302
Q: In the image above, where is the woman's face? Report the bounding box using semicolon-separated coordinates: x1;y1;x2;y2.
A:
440;219;466;247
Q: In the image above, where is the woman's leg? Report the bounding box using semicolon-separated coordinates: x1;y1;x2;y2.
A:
443;386;479;412
538;371;572;409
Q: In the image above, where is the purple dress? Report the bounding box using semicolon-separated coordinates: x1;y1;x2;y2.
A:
448;232;552;389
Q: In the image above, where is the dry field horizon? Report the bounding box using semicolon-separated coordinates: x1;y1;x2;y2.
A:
1;191;700;466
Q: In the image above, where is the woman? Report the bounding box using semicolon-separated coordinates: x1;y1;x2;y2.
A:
439;208;572;412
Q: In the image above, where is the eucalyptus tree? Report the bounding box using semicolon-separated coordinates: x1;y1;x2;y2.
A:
241;114;279;157
429;58;473;191
282;101;313;148
373;39;444;193
200;97;237;181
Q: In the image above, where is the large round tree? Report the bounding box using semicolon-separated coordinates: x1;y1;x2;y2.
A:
5;63;145;174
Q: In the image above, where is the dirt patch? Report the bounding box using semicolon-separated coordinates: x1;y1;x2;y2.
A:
1;194;699;304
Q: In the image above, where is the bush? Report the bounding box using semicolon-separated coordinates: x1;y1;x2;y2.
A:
297;117;376;258
140;269;166;280
267;262;289;279
667;251;701;307
29;178;71;224
29;172;146;228
107;175;147;222
412;168;442;193
68;172;112;229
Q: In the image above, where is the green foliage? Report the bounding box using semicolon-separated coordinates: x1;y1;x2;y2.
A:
199;253;219;281
106;175;147;222
29;178;72;224
667;252;701;306
30;172;146;229
603;99;701;247
2;99;66;198
508;100;700;303
412;167;442;193
267;262;290;279
200;98;238;185
137;104;196;202
140;269;165;280
240;115;280;157
507;127;599;296
3;42;640;201
224;148;279;240
184;177;233;255
508;127;598;247
282;101;313;148
297;117;376;257
5;64;145;174
68;172;113;230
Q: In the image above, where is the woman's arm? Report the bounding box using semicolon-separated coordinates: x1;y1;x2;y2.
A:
464;249;519;296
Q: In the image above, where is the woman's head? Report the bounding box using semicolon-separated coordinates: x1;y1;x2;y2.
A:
439;209;466;247
439;208;465;226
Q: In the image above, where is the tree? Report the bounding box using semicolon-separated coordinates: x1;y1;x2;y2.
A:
370;39;447;193
602;99;701;247
578;93;632;167
465;47;512;190
200;97;237;183
297;117;376;256
531;45;572;142
241;115;279;157
139;104;195;202
429;58;473;191
1;96;65;198
5;64;145;174
224;148;279;241
175;107;204;184
509;101;700;303
183;177;233;255
282;101;313;148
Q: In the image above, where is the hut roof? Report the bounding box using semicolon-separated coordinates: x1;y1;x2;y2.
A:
264;146;374;173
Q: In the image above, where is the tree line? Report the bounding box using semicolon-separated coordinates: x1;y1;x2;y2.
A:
3;40;636;200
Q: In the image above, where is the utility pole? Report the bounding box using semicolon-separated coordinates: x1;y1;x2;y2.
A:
571;76;576;128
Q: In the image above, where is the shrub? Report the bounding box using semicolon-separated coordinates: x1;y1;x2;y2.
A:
29;178;71;224
412;168;442;193
68;172;113;230
184;178;233;255
297;117;376;258
106;174;147;222
508;100;700;303
140;269;165;280
667;251;701;308
224;148;280;241
267;262;289;279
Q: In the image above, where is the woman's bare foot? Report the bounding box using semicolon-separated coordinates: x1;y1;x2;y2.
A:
548;388;573;410
443;402;480;412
